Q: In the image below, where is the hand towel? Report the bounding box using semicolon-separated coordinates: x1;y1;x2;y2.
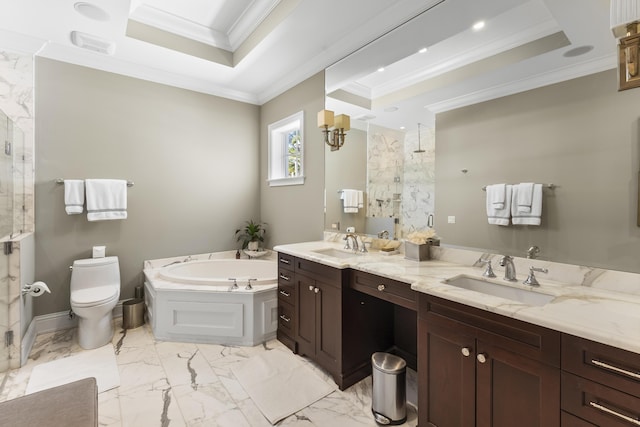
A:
512;183;542;225
64;180;84;215
85;179;127;221
341;189;363;213
486;184;506;210
487;185;512;226
516;182;535;213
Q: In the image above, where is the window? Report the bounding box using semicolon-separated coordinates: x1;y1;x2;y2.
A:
268;111;304;186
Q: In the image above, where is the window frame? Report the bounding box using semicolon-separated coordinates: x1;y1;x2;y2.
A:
267;111;305;187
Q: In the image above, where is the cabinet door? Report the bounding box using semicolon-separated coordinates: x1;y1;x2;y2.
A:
315;279;341;371
295;274;316;357
419;313;476;427
476;340;560;427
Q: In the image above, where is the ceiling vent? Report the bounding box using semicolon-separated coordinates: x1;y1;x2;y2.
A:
70;31;116;55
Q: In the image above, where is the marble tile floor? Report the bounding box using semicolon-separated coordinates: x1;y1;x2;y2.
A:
0;321;418;427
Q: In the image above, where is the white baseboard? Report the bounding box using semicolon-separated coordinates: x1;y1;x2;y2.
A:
20;301;124;366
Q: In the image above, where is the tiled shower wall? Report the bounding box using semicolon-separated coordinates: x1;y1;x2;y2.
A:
367;123;436;239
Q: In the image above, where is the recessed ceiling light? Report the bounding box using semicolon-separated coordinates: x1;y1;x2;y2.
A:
74;2;110;22
400;126;406;130
377;67;385;72
418;47;428;54
472;21;485;31
563;45;594;58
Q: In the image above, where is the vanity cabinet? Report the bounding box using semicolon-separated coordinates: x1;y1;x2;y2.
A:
561;334;640;426
418;294;561;427
276;253;395;390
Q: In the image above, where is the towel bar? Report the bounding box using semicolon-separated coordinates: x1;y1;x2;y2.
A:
55;178;134;187
482;183;554;191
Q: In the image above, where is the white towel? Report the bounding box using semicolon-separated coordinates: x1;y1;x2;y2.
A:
516;182;535;213
512;184;542;225
341;189;363;213
487;184;512;226
85;179;127;221
64;180;84;215
486;184;506;210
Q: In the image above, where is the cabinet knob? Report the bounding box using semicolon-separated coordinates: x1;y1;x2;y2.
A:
461;347;471;357
477;353;487;364
309;285;314;291
377;284;385;291
314;287;319;294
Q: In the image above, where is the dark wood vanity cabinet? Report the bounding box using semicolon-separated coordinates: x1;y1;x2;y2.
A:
418;294;561;427
277;253;391;390
561;334;640;426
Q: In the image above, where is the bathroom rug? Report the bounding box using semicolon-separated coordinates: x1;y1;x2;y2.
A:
25;343;119;394
231;349;336;424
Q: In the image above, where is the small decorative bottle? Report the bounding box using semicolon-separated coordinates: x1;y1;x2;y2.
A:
235;249;241;259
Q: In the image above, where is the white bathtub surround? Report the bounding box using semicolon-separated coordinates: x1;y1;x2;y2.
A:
278;239;640;356
144;251;278;346
1;321;419;426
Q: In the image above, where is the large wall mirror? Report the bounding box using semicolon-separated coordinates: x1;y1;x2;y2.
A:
324;0;640;274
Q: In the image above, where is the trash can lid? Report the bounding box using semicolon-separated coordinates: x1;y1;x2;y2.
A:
372;352;406;374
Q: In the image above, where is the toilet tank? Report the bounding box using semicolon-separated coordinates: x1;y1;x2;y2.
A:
70;256;120;291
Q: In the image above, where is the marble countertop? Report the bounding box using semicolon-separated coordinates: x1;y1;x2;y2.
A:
274;240;640;355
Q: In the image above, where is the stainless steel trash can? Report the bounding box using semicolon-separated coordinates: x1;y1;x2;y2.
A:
122;298;145;329
371;352;407;425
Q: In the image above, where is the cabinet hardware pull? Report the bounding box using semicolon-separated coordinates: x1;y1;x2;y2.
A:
592;359;640;380
279;290;290;297
309;285;314;291
279;258;290;264
314;287;320;294
461;347;471;357
279;273;290;281
589;401;640;426
377;284;386;291
477;353;487;363
279;314;291;323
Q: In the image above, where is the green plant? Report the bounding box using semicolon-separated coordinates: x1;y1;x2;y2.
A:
235;220;267;249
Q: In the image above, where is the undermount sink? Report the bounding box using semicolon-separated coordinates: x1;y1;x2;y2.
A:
312;248;362;259
443;274;555;306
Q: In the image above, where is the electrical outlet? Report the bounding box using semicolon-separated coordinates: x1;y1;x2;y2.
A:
448;216;456;224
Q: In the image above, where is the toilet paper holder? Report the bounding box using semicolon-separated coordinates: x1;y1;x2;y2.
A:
22;281;51;297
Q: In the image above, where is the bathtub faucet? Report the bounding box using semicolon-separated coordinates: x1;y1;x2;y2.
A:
228;278;238;291
246;278;256;290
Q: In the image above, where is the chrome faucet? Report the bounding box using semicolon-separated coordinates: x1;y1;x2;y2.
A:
526;246;541;259
499;255;517;282
228;278;238;291
344;233;359;252
478;259;496;278
523;267;548;286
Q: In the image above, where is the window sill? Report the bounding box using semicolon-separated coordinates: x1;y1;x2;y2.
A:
268;176;305;187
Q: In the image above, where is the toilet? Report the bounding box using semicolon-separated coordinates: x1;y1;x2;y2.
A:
70;256;121;349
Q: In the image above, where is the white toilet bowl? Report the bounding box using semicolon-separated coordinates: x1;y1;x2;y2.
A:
70;257;121;349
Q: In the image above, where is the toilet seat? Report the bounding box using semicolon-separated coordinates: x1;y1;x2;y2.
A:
71;285;119;308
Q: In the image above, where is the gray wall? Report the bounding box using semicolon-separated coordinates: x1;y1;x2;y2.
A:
324;128;367;234
435;69;640;273
35;58;260;315
260;72;325;246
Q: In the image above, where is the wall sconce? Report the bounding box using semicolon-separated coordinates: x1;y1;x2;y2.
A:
611;0;640;90
317;109;350;151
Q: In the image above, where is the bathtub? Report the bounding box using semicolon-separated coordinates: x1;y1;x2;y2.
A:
144;254;278;346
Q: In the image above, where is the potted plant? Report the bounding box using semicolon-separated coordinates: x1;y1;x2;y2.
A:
235;220;267;251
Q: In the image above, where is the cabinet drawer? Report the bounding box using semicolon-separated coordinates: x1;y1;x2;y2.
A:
278;301;295;337
350;270;416;310
278;268;294;287
295;257;343;286
277;253;295;272
562;371;640;426
278;281;295;304
562;334;640;398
